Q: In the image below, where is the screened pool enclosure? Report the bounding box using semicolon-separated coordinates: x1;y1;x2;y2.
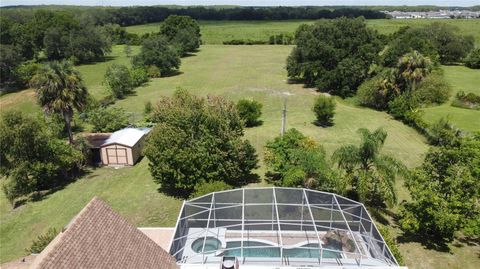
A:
169;187;401;268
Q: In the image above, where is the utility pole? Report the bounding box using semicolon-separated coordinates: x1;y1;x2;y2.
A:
281;98;287;136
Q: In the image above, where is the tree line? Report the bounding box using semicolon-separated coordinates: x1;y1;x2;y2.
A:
1;6;387;27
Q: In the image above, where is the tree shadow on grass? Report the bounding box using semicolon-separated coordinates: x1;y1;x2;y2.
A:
157;172;262;200
162;70;184;78
11;169;94;209
312;120;334;127
245;120;264;128
396;232;451;252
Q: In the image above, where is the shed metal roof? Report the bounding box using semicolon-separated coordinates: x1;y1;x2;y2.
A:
101;128;151;147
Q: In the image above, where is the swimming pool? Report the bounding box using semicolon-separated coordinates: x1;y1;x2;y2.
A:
223;241;341;259
191;237;222;254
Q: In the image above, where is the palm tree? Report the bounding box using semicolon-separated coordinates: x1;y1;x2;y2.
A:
30;61;88;144
332;128;405;207
397;50;433;91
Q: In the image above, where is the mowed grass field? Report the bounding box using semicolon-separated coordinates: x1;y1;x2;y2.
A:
126;19;480;45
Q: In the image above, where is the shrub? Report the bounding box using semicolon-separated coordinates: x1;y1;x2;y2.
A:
452;91;480;110
465;48;480;69
313;95;336;126
87;107;129;132
144;89;258;197
130;66;149;87
264;129;344;193
236;99;263;127
357;75;390;110
427;118;462;147
388;93;428;133
413;72;451;105
104;64;133;99
27;228;58;254
189;181;232;199
15;60;41;87
146;65;161;78
377;225;404;265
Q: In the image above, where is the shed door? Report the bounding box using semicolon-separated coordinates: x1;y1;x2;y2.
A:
106;147;128;165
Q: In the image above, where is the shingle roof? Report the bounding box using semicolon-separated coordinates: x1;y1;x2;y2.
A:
101;128;151;147
30;197;178;269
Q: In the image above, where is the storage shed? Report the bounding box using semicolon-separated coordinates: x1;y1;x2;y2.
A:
100;128;151;166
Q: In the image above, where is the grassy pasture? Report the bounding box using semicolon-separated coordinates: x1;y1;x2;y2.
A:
423;65;480;132
125;19;480;45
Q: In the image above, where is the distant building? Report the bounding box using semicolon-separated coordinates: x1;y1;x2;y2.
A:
384;10;480;19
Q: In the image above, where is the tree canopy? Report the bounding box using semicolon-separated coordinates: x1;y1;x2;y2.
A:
159;15;201;56
144;89;258;198
0;111;83;206
30;60;88;144
133;35;180;75
399;135;480;241
286;17;383;97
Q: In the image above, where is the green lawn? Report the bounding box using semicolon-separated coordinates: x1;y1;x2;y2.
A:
126;19;480;45
423;65;480;132
0;160;182;263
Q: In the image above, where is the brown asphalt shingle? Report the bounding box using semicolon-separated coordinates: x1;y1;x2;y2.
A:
30;197;178;269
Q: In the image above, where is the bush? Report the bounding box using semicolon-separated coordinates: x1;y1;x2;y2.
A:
27;228;58;254
465;48;480;69
144;89;258;197
264;129;344;193
388;93;428;133
236;99;262;127
146;65;161;78
413;72;451;105
104;64;133;99
313;95;336;126
189;181;232;199
15;60;41;87
130;66;149;87
452;91;480;110
87;107;129;132
377;225;404;265
357;75;390;110
427;118;462;147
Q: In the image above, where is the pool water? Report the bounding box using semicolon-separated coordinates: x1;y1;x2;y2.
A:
191;237;222;253
223;241;341;259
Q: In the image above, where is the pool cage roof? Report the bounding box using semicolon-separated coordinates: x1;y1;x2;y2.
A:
169;187;400;268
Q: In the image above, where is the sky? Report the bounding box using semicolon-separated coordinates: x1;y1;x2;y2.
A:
1;0;479;7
